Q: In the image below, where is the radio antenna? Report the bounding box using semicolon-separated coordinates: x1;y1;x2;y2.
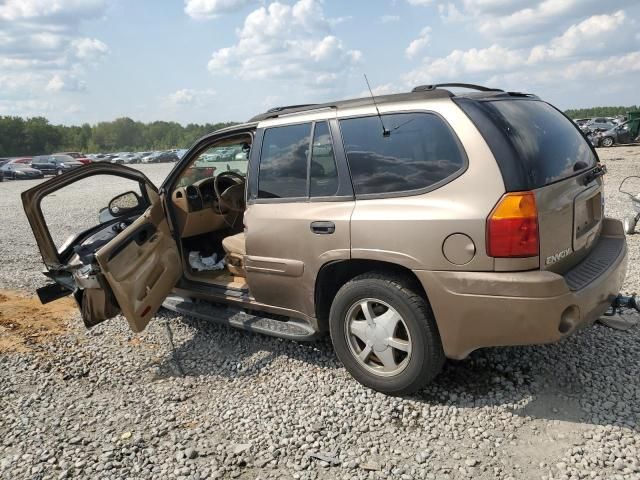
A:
364;74;390;137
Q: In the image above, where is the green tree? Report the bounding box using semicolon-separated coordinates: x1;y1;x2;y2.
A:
0;115;238;156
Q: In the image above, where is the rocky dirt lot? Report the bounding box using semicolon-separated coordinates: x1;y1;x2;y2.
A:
1;152;639;480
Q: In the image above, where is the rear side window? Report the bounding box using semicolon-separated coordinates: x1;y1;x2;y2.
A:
339;113;466;196
478;100;596;188
258;123;311;198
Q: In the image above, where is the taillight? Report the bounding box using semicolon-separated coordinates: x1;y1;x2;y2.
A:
487;192;539;257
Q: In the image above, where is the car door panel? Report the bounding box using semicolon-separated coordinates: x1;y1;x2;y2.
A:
244;201;353;318
96;200;181;332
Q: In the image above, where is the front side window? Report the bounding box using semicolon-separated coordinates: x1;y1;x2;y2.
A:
339;113;466;196
258;123;311;199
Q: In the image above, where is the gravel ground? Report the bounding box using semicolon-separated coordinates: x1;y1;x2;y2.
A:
1;153;639;480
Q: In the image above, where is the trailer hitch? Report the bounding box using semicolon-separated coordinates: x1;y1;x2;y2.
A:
603;294;640;316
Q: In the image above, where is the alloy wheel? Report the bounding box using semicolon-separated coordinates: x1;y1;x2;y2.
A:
344;298;412;377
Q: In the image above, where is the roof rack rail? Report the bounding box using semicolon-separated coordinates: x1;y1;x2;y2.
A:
266;104;319;114
412;83;504;93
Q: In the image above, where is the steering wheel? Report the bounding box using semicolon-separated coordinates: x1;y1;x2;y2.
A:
214;171;246;212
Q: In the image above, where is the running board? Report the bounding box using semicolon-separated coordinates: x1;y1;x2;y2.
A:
162;294;319;341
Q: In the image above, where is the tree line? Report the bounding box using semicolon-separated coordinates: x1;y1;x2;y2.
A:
3;105;640;156
0;116;238;157
565;105;640;120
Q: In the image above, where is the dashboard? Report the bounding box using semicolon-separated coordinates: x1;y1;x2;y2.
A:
171;176;243;238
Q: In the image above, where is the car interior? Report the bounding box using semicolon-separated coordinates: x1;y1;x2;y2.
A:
168;134;252;291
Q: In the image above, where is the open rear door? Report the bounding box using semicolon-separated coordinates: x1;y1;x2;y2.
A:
21;163;181;332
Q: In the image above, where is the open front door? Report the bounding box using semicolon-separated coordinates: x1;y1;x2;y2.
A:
21;163;181;332
94;199;181;332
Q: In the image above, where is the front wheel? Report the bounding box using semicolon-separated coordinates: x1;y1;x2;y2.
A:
623;216;637;235
601;136;614;147
329;273;444;395
56;168;63;176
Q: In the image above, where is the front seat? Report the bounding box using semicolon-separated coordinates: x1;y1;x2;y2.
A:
222;232;246;277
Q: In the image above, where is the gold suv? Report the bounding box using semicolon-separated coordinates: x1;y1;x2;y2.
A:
23;84;627;394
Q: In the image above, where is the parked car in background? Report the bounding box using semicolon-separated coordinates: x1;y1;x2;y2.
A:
142;151;179;163
53;152;92;165
88;154;110;162
9;157;33;165
0;162;44;180
111;152;140;164
31;155;84;175
140;152;159;163
0;158;9;182
573;118;590;128
582;118;616;132
597;120;640;147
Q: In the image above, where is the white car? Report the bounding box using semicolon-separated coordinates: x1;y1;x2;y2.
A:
111;153;140;164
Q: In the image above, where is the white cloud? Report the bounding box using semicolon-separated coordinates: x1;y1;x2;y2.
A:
404;10;640;87
406;26;431;59
444;0;639;39
184;0;256;19
407;0;434;5
45;74;87;92
0;0;106;22
380;15;400;23
71;38;109;60
207;0;362;87
168;88;217;106
438;3;465;22
0;0;108;103
528;10;627;62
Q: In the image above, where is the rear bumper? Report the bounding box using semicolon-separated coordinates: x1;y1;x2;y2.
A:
414;218;627;359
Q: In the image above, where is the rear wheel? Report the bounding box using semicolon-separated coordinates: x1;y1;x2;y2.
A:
329;273;444;395
623;216;637;235
601;136;614;147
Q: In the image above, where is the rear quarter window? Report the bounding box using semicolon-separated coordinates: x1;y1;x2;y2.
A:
339;112;466;197
463;99;596;189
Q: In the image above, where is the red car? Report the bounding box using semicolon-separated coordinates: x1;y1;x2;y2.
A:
53;152;92;165
10;157;32;164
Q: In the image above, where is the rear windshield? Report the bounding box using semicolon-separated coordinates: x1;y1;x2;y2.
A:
481;100;596;188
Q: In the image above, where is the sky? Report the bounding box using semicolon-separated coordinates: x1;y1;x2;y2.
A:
1;0;639;126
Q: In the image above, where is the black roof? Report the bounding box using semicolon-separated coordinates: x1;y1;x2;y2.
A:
248;83;534;122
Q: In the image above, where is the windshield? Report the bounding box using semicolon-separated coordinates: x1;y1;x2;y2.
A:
175;140;251;188
482;100;596;187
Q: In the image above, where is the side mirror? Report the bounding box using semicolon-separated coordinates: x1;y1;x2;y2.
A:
109;191;142;217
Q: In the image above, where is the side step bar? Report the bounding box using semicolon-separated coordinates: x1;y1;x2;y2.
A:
162;294;320;341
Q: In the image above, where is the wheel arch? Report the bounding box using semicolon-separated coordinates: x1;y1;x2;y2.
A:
314;259;431;331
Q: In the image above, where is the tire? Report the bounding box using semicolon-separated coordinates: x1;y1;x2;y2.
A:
623;216;636;235
601;136;614;147
56;169;63;176
329;272;444;395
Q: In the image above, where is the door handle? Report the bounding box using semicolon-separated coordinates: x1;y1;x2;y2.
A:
310;221;335;234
